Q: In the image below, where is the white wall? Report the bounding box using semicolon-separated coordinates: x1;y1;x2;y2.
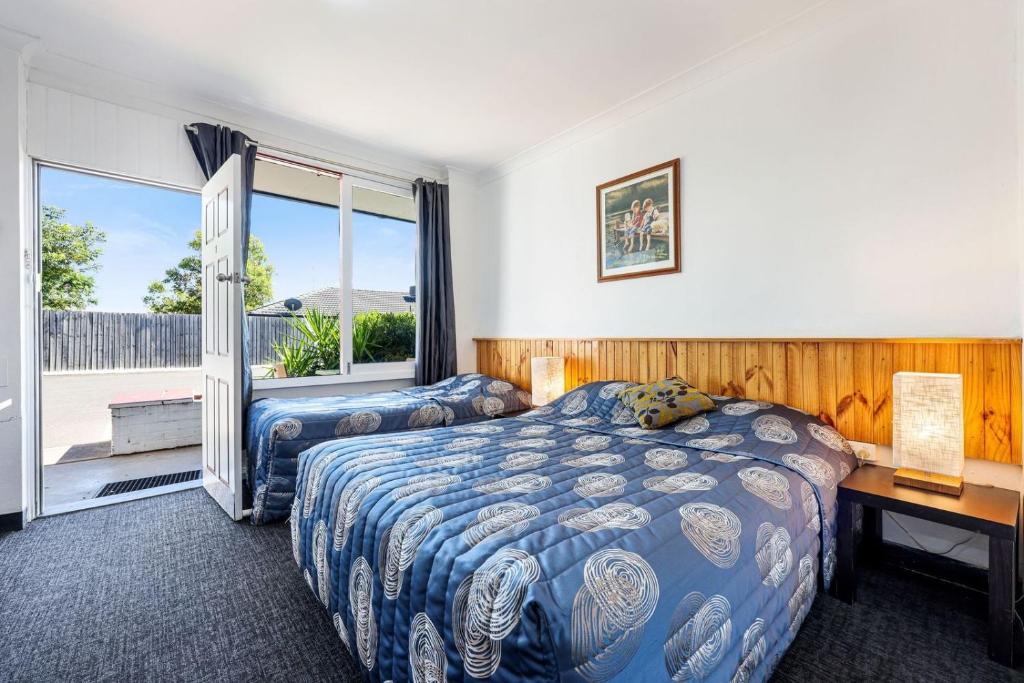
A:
447;167;481;373
24;47;447;191
26;82;205;189
0;43;26;521
470;0;1024;566
475;0;1020;340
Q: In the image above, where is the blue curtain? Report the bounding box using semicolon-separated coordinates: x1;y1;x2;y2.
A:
184;123;257;416
413;179;457;385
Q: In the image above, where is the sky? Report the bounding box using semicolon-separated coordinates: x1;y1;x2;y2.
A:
39;166;416;313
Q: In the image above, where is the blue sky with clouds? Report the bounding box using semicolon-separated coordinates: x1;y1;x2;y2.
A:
39;166;416;312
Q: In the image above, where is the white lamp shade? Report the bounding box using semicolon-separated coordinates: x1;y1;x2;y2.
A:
892;371;964;477
531;356;565;406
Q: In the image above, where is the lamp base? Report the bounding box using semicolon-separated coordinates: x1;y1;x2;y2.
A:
893;467;964;497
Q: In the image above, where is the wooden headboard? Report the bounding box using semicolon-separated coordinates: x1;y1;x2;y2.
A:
474;338;1023;465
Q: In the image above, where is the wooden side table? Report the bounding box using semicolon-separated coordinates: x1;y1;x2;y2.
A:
836;464;1020;666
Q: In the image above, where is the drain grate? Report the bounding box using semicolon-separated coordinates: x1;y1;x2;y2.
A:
96;470;202;498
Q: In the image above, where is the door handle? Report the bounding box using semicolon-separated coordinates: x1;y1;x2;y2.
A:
216;272;251;284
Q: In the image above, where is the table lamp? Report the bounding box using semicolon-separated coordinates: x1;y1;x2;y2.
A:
892;371;964;496
531;356;565;406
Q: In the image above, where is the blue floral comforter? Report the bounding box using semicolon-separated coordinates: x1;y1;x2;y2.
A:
248;374;531;524
292;381;858;682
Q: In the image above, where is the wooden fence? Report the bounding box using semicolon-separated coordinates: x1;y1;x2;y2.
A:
43;310;295;372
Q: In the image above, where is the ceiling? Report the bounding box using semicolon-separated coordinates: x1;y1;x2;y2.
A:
0;0;819;170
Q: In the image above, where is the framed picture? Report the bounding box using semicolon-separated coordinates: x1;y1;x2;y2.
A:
596;159;681;282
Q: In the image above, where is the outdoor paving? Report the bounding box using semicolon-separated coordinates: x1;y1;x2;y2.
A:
43;445;202;513
42;369;201;465
41;369;204;514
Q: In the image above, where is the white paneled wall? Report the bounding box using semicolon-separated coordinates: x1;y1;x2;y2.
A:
26;83;204;188
0;46;25;520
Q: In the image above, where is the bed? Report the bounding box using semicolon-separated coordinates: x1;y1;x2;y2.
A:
292;380;858;682
247;373;532;525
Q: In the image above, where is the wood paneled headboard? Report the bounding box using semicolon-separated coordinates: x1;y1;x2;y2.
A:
474;338;1023;465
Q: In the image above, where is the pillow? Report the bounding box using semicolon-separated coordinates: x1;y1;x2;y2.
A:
537;381;639;424
415;373;533;416
617;377;716;429
475;374;533;415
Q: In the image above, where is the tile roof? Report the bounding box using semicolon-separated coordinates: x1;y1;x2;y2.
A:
250;287;415;316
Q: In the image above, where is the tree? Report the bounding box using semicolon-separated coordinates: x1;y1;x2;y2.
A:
144;230;274;314
41;205;107;310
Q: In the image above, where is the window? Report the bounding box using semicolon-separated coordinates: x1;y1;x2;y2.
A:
248;189;341;379
250;156;417;382
349;185;417;366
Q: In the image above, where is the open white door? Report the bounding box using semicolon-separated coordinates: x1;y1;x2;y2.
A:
201;154;244;520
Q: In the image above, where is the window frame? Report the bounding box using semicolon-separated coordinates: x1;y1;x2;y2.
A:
251;155;419;388
341;174;419;379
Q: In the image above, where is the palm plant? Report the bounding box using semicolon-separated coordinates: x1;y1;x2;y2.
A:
272;338;318;378
272;309;417;374
286;308;340;371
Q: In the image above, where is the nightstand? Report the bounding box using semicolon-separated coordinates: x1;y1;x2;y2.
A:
836;464;1020;666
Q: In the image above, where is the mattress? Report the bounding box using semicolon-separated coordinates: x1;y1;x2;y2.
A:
248;373;531;524
291;380;858;682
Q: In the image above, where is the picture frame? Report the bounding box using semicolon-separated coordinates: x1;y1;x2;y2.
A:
595;158;681;282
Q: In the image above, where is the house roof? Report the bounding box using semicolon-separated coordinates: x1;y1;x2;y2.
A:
250;287;415;317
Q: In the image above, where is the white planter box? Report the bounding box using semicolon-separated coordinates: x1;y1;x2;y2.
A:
109;389;201;456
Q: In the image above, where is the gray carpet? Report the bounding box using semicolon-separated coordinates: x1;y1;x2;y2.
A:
776;563;1023;683
0;489;359;683
0;488;1021;682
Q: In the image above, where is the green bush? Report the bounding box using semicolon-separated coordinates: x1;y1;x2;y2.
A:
356;311;415;363
273;310;415;375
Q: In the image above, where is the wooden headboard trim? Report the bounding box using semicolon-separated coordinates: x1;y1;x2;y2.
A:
473;337;1023;465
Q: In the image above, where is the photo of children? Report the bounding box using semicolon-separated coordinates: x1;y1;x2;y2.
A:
597;159;680;282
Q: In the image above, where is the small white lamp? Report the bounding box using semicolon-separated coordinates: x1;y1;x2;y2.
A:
892;371;964;496
531;356;565;406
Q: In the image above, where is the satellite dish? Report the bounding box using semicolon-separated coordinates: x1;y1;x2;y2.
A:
284;298;302;312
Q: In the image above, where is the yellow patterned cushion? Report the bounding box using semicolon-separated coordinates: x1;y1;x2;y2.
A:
617;377;716;429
